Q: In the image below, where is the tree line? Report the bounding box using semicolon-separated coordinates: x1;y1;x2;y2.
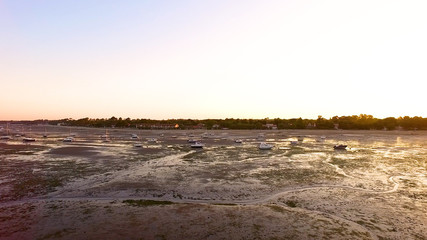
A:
36;114;427;130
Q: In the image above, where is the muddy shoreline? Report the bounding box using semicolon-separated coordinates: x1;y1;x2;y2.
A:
0;127;426;239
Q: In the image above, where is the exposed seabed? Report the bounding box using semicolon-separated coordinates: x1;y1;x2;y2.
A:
1;126;426;239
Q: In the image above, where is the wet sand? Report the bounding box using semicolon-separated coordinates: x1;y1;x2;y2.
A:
0;127;426;239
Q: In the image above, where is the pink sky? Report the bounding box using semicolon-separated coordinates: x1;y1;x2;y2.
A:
1;1;426;120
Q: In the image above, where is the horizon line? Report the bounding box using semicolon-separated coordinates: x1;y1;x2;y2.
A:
1;114;426;122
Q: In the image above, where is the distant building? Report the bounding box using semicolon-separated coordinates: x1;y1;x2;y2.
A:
191;123;205;129
264;124;278;130
140;124;177;129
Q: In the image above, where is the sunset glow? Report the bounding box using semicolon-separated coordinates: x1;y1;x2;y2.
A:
1;0;426;120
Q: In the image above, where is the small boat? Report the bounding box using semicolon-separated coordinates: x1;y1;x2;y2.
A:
334;144;347;150
191;141;204;148
1;124;12;140
316;136;326;142
131;134;139;139
188;139;197;144
43;127;48;138
290;141;298;145
147;138;157;143
134;143;142;147
63;137;73;142
101;129;111;142
259;142;273;150
297;136;304;142
23;137;36;142
234;139;243;144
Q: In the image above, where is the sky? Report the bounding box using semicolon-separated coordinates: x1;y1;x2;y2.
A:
1;0;426;120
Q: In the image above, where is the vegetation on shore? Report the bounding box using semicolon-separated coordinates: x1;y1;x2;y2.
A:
2;114;427;130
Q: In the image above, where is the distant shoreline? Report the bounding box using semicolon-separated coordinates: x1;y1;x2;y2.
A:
1;115;427;131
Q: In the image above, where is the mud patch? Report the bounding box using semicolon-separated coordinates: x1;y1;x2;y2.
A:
46;146;100;156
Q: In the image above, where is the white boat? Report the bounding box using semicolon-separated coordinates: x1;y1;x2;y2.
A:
191;141;204;148
101;129;111;142
63;137;73;142
234;139;243;143
259;142;273;150
316;136;326;142
131;134;139;139
188;139;197;143
1;124;12;140
23;137;36;142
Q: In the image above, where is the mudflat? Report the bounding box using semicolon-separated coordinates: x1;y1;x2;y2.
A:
0;126;426;239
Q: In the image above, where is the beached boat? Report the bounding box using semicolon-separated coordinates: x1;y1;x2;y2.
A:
1;124;13;140
22;137;36;142
63;137;73;142
316;136;326;142
43;127;48;138
101;129;111;142
190;141;204;148
334;144;347;150
259;142;273;150
131;134;139;139
0;135;12;140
